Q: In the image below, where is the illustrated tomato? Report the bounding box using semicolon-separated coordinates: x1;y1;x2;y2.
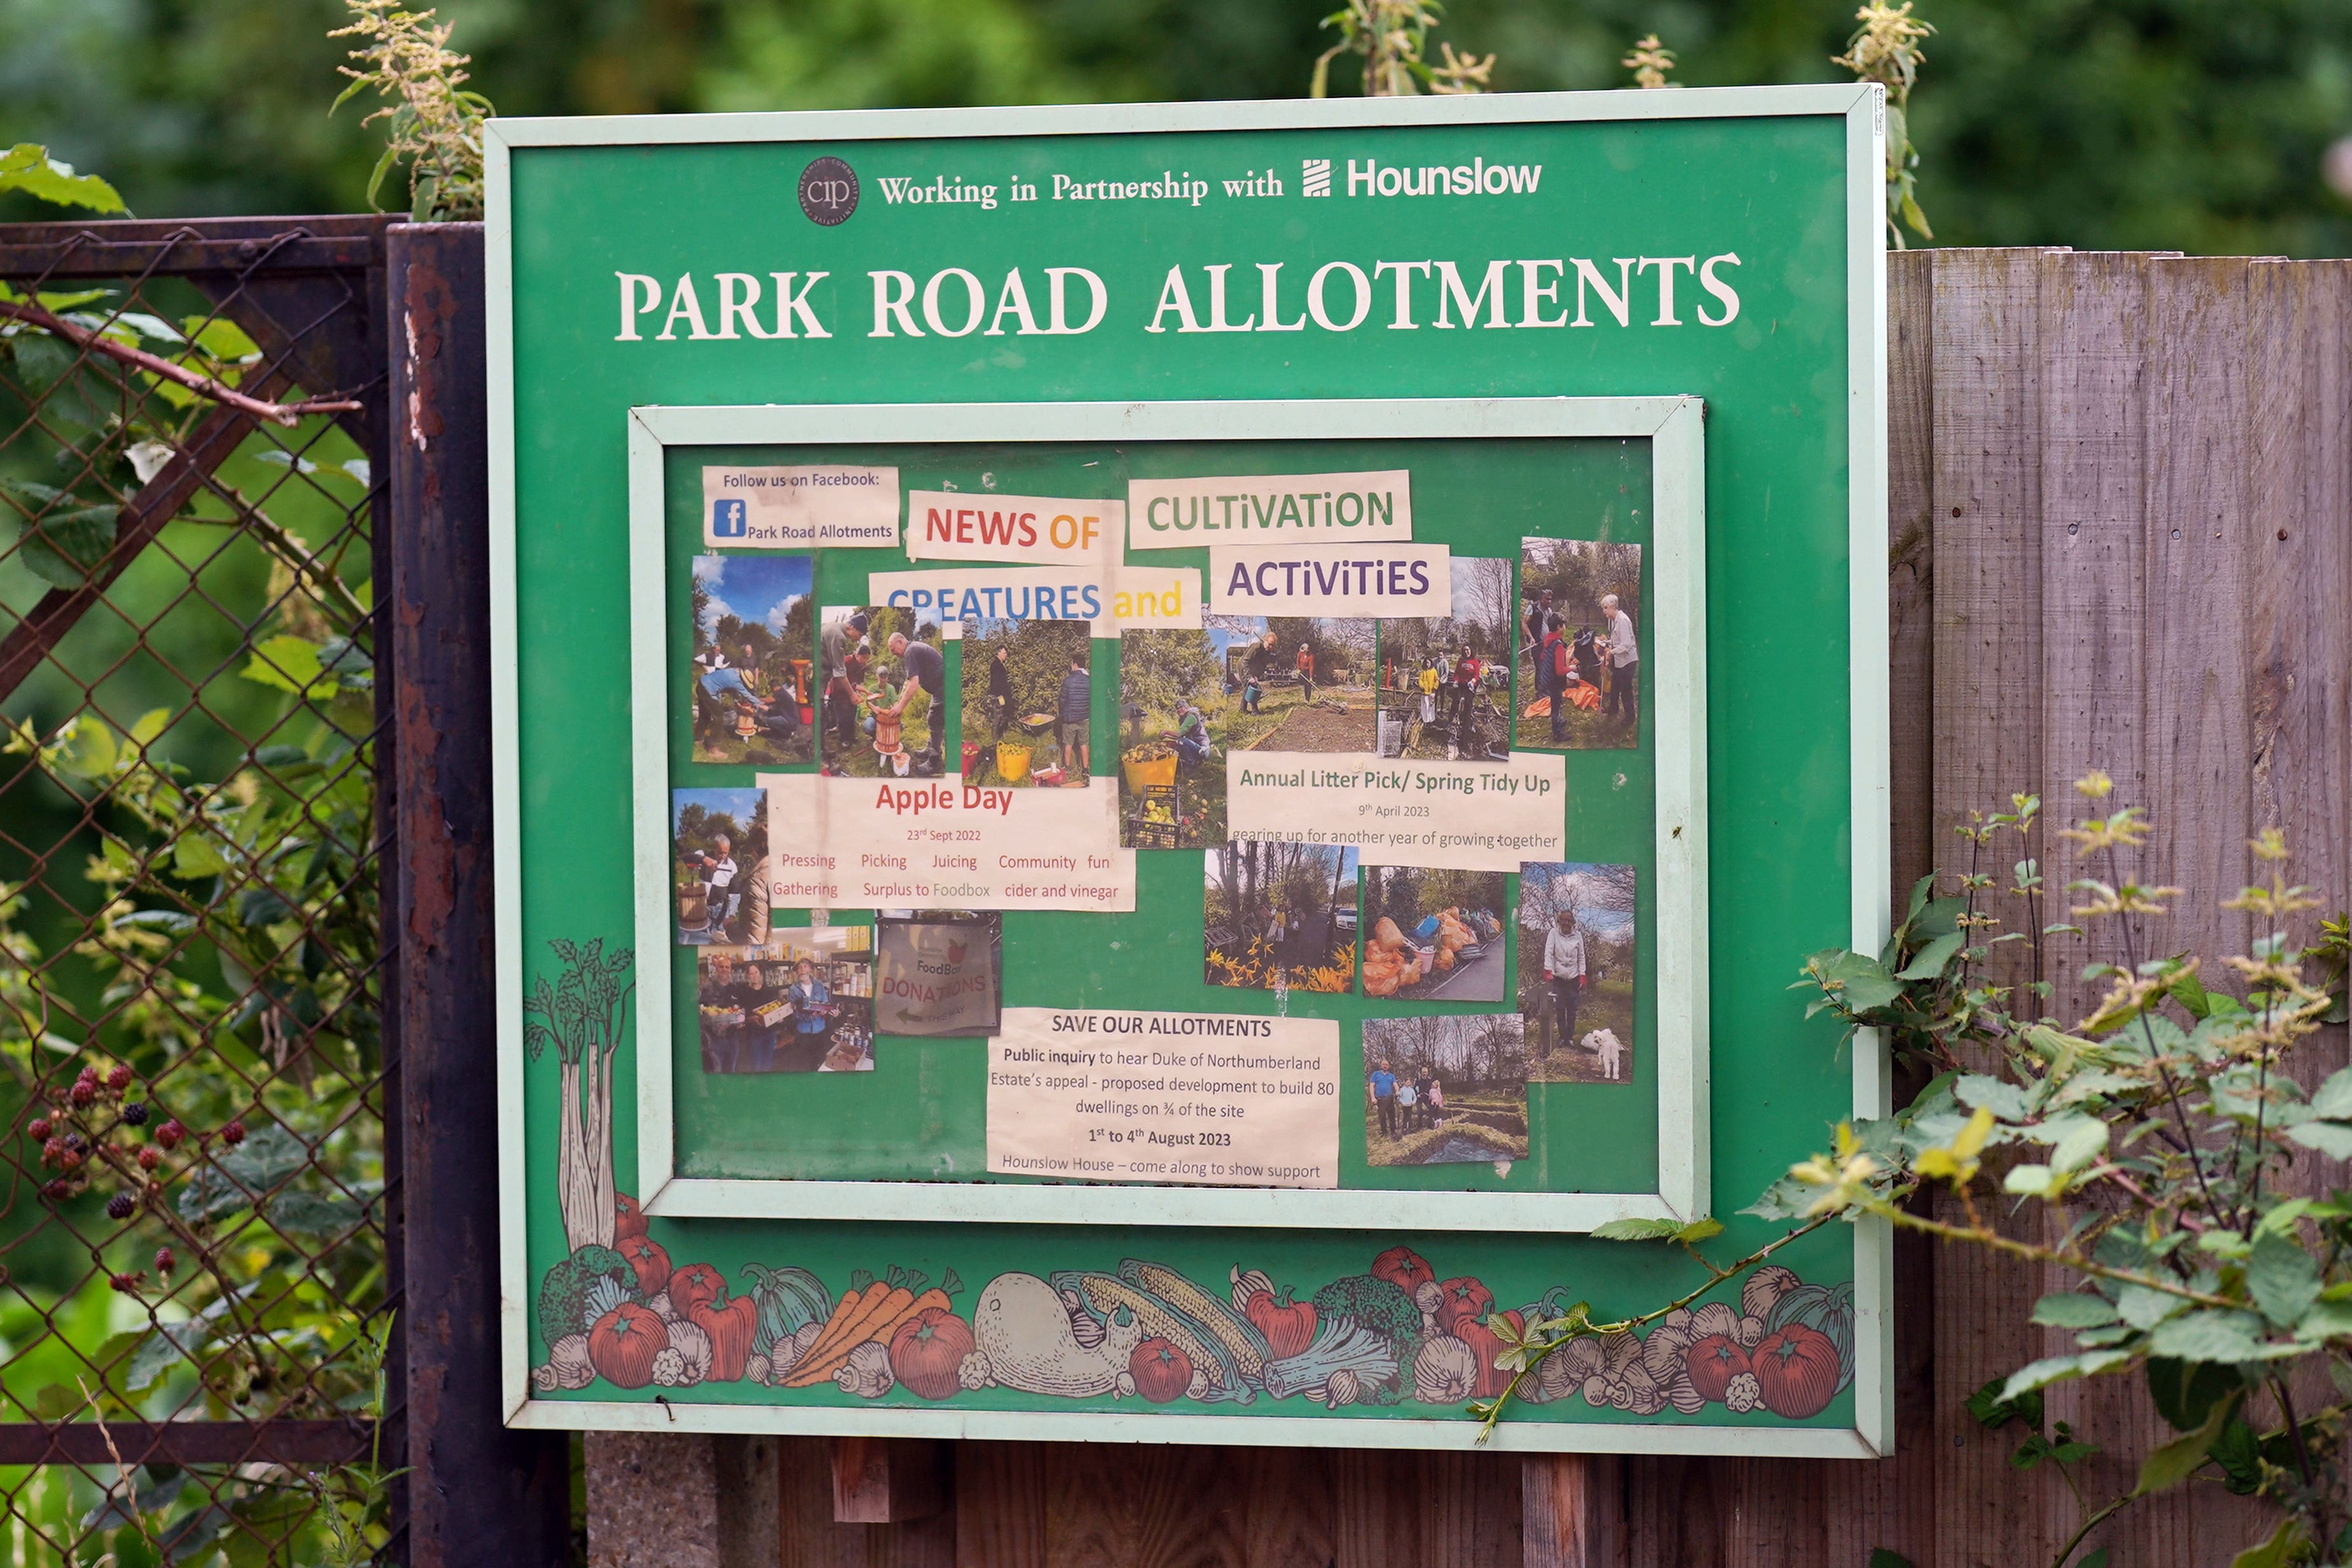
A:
613;1190;647;1243
890;1308;978;1401
1245;1288;1318;1360
668;1262;725;1317
1684;1334;1753;1404
1130;1337;1194;1403
1453;1309;1522;1399
1751;1325;1841;1418
587;1303;668;1389
688;1293;759;1381
1434;1276;1496;1339
1369;1246;1435;1299
620;1234;671;1299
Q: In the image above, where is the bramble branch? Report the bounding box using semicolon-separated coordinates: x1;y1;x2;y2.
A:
0;300;361;427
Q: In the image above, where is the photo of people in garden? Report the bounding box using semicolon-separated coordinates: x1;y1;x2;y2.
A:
1360;867;1510;1003
1376;556;1514;762
819;605;943;778
1114;627;1229;849
1516;861;1638;1084
1212;613;1376;755
671;787;767;946
695;926;875;1073
1203;840;1358;993
958;616;1093;787
1362;1014;1530;1166
1516;538;1644;751
688;554;812;765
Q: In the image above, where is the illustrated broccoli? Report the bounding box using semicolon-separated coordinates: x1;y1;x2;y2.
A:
1309;1274;1425;1405
538;1244;636;1344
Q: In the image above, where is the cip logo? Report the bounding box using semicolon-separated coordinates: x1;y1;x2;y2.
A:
798;156;859;226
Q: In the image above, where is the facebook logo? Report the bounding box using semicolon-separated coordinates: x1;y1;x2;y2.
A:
712;498;747;538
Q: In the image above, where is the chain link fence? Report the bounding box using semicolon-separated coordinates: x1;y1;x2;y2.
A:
0;218;397;1566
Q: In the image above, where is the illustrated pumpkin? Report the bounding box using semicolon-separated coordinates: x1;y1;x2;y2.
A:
690;1293;759;1382
1453;1309;1522;1399
1130;1337;1194;1403
1434;1276;1496;1338
1683;1334;1753;1404
1244;1288;1318;1360
613;1190;646;1243
1750;1325;1842;1418
620;1234;672;1299
587;1302;669;1389
669;1262;726;1317
1370;1246;1435;1299
891;1308;978;1401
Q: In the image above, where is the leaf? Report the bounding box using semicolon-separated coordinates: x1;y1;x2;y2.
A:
1895;929;1966;980
0;144;128;213
2116;1283;2189;1331
2147;1309;2272;1363
1590;1217;1683;1242
177;1124;310;1222
1913;894;1966;940
33;1381;85;1419
240;634;332;697
1868;1553;1917;1568
1999;1350;2131;1403
2031;1292;2121;1330
2146;1356;2245;1431
2045;1117;2110;1175
2286;1121;2352;1159
2133;1392;2238;1496
48;716;118;779
1954;1074;2032;1120
1815;950;1903;1013
126;1317;214;1390
264;1190;364;1237
171;836;230;878
1966;1375;2041;1432
1673;1218;1725;1244
2227;1520;2300;1568
2307;1066;2352;1120
2247;1231;2321;1329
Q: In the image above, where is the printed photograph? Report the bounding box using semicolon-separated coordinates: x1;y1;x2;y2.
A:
1360;867;1510;1003
1212;614;1376;756
1114;627;1231;849
819;605;944;779
1375;556;1514;762
959;616;1093;788
1362;1015;1530;1166
1517;538;1644;751
688;554;813;765
1516;861;1638;1084
672;787;768;946
874;911;1003;1037
1203;840;1358;993
696;927;875;1073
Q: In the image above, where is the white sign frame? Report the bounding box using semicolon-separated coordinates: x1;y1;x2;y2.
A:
625;395;1710;1235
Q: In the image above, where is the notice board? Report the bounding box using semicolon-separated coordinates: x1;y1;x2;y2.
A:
490;87;1891;1454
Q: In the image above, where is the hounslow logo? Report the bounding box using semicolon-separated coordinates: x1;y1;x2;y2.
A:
798;156;858;226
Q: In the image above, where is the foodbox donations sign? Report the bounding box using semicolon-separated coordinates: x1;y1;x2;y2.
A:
491;90;1892;1455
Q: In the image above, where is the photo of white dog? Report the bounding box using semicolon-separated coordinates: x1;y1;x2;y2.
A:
1581;1026;1625;1081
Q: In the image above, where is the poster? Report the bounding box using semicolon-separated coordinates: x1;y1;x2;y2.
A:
496;90;1887;1456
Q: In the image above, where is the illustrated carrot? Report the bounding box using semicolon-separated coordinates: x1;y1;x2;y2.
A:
786;1267;940;1386
793;1271;873;1368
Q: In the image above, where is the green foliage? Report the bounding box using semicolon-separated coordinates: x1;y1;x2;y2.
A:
0;143;125;213
331;1;493;221
1782;782;2352;1556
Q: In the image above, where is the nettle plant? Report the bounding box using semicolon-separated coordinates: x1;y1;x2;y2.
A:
1480;775;2352;1565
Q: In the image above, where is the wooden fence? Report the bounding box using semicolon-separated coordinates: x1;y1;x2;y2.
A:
580;247;2352;1568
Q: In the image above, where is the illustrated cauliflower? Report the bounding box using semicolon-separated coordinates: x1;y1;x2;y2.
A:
1725;1372;1763;1414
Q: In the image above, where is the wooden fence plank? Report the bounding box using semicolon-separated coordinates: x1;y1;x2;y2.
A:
1929;246;2058;1568
1522;1455;1622;1567
1888;247;1938;901
955;1442;1050;1568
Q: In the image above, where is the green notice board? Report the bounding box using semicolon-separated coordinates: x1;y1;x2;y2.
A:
491;89;1891;1454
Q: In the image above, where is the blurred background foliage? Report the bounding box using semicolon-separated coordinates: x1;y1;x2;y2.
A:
1;0;2349;254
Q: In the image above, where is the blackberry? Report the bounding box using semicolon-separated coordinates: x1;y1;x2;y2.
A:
106;1194;134;1220
121;1102;149;1127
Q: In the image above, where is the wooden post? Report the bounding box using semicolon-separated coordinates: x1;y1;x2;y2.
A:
831;1435;951;1524
1522;1454;1620;1568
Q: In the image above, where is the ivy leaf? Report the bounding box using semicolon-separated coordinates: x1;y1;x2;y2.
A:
2248;1231;2321;1329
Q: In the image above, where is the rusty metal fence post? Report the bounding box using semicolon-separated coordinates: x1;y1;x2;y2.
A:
386;221;572;1567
